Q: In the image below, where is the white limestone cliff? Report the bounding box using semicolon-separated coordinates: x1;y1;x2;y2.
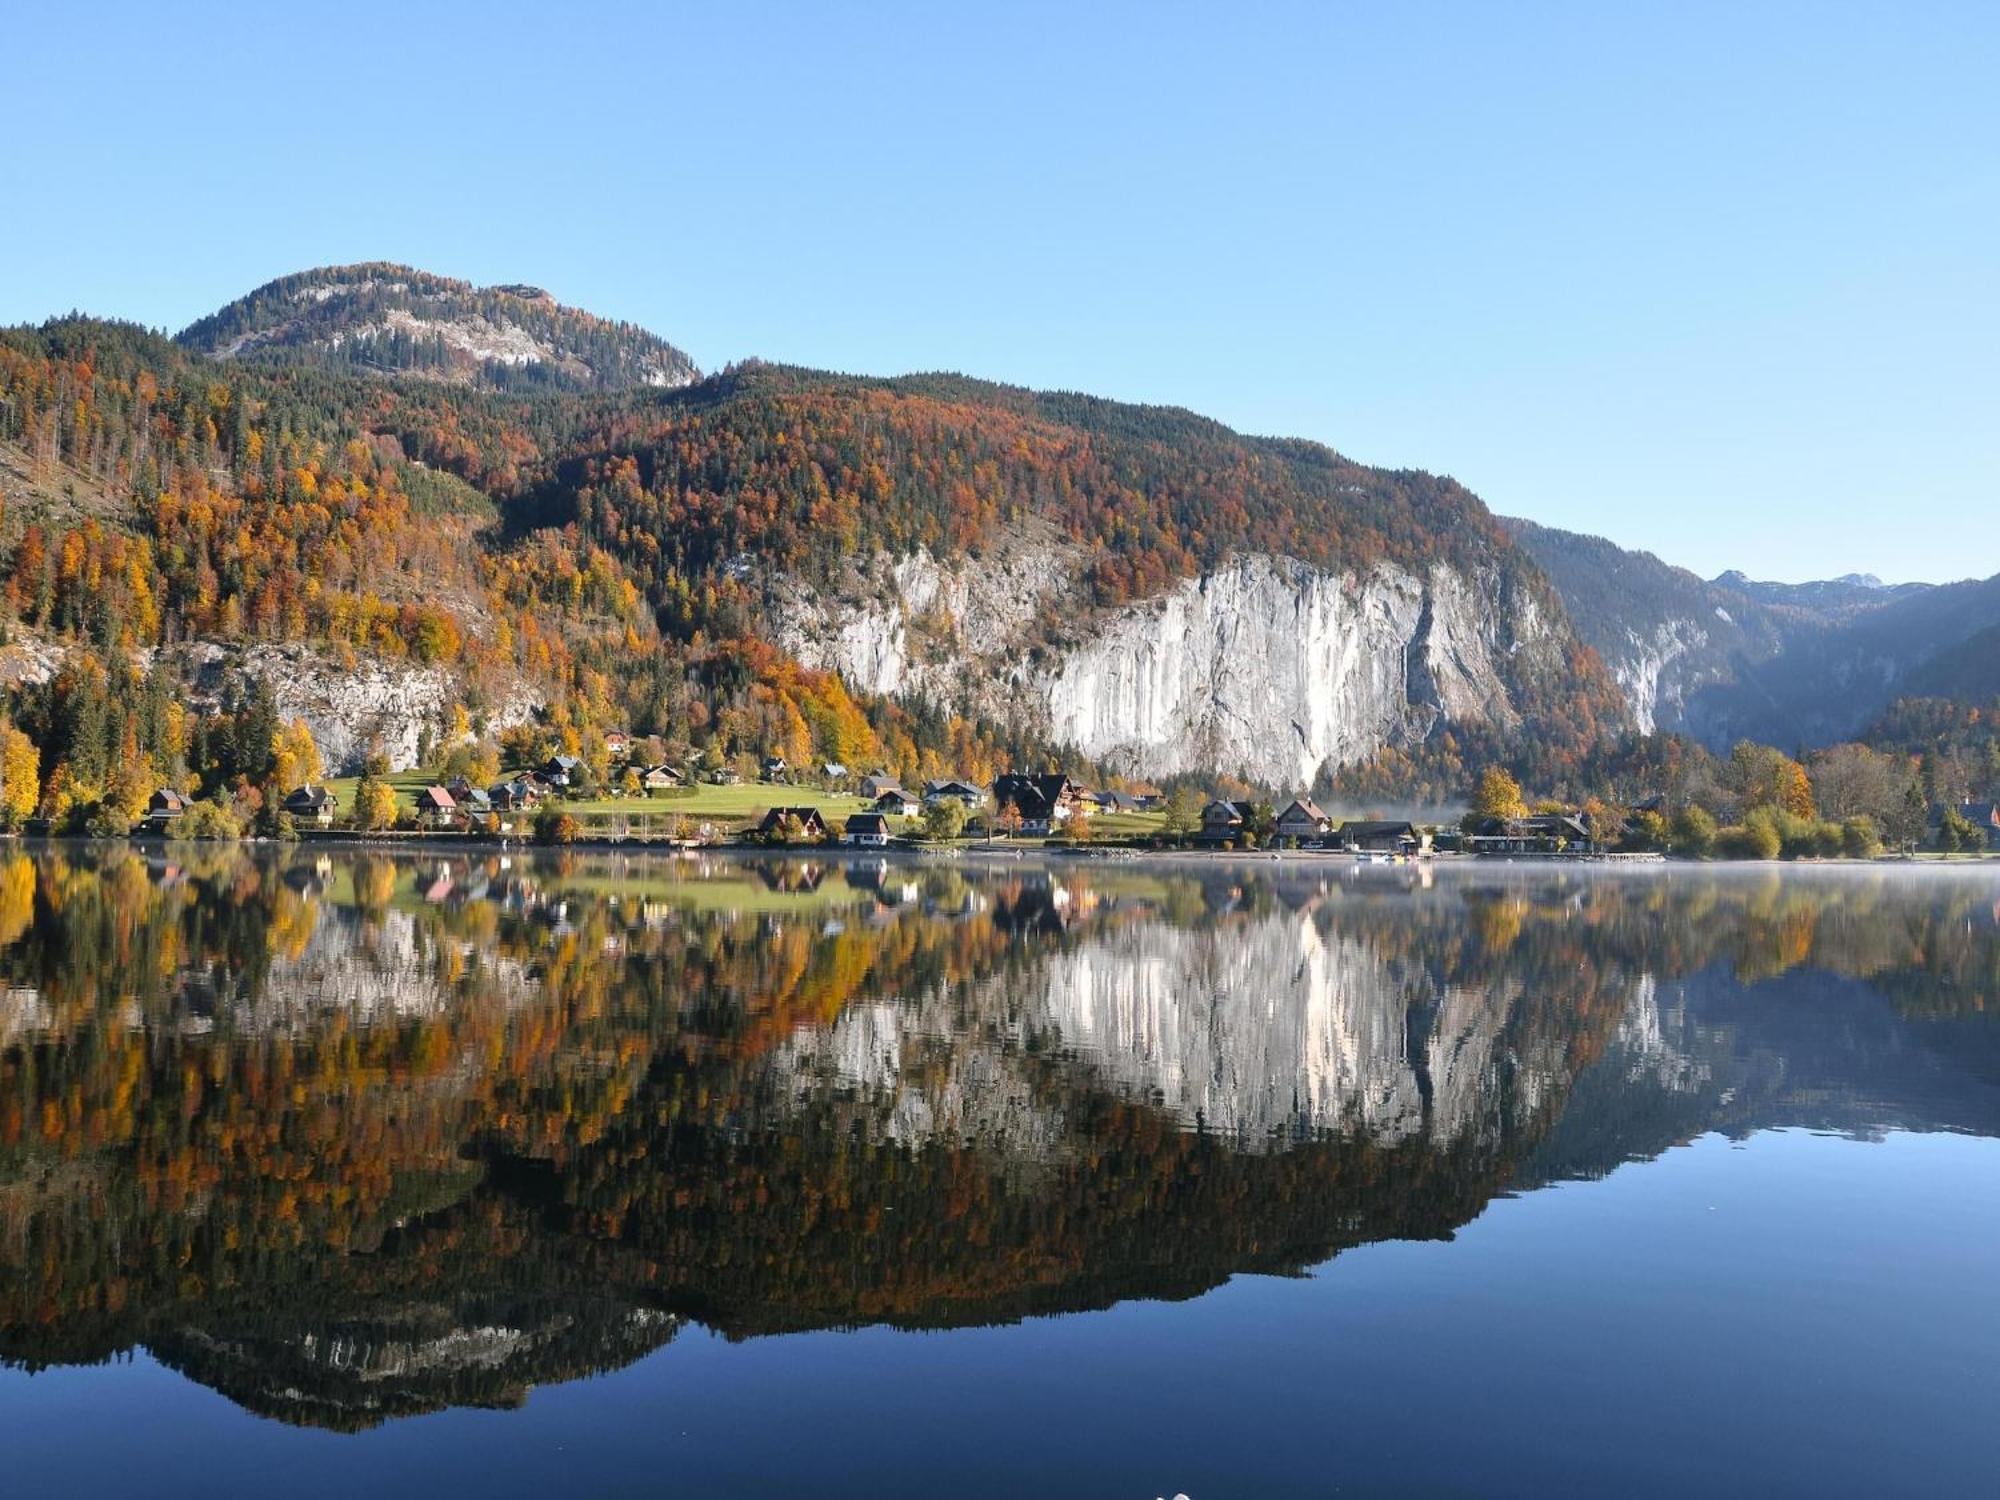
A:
768;545;1560;787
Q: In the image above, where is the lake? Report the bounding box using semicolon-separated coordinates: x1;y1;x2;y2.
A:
0;848;1995;1496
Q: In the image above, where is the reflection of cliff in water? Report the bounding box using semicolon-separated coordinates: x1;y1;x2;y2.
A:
776;903;1576;1152
0;851;1997;1429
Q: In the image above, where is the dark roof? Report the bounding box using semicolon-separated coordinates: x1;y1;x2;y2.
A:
283;785;333;810
1340;820;1418;839
845;812;890;834
756;806;828;832
1468;814;1589;840
994;772;1076;811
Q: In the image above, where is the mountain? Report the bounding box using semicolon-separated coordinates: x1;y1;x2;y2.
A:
0;291;1624;797
0;262;1991;808
1500;518;1792;736
1894;622;2000;702
1711;569;1929;618
546;365;1626;790
175;263;699;392
1509;517;2000;750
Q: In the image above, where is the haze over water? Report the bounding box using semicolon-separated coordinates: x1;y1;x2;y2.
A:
0;849;1995;1496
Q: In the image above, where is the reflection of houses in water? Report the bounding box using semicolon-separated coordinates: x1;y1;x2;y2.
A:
281;856;334;899
754;861;826;896
844;859;921;910
990;878;1098;937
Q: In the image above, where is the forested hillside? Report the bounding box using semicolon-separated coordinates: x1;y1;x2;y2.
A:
3;264;1988;832
0;278;1641;825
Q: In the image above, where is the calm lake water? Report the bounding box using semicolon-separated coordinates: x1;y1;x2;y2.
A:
0;848;1996;1496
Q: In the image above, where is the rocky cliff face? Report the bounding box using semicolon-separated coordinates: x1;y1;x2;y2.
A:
186;642;542;773
0;633;542;775
768;541;1566;787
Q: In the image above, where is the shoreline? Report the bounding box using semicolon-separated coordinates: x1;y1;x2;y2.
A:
12;831;1997;873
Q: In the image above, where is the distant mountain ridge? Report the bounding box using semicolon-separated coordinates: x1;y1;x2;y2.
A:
175;263;699;393
1508;517;2000;749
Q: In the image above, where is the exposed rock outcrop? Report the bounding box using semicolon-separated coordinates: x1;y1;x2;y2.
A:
185;643;542;773
769;543;1564;787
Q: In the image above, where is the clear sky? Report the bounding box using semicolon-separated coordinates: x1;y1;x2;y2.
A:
4;2;1993;582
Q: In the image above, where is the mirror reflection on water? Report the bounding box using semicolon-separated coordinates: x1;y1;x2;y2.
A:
1;848;1996;1496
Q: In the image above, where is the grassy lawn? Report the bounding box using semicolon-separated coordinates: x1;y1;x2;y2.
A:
324;769;437;818
1089;810;1167;841
313;772;1172;843
322;771;886;833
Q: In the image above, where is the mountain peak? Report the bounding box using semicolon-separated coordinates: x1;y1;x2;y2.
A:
174;264;698;393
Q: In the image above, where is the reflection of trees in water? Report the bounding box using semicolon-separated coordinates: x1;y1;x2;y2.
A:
0;851;1996;1426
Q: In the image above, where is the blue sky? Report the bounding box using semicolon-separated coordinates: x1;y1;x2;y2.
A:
4;2;1993;582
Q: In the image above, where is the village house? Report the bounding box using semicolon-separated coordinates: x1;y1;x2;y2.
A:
489;779;540;812
843;811;891;848
1274;798;1333;845
416;786;459;829
540;754;584;789
755;806;829;843
640;764;682;794
1464;813;1588;855
873;787;921;815
923;778;985;808
141;788;188;834
761;755;789;783
282;785;336;827
993;773;1081;833
858;771;901;801
821;761;849;784
1338;819;1431;855
605;731;631;760
1199;799;1258;844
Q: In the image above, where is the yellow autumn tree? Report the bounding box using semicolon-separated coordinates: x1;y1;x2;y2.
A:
1472;767;1528;820
271;718;323;792
0;727;39;825
106;754;156;821
354;778;399;831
